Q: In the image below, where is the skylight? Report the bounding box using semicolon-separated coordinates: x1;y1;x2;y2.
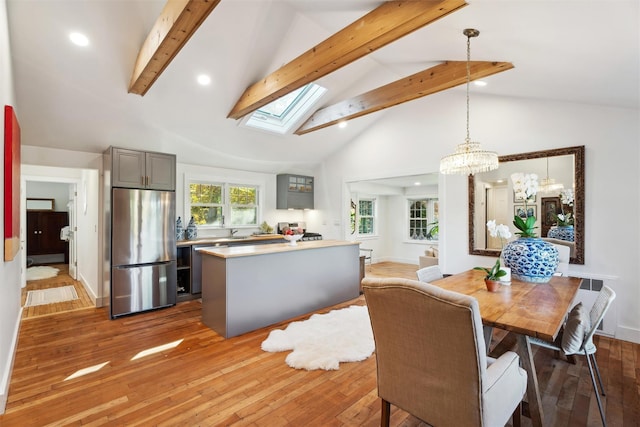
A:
243;83;327;134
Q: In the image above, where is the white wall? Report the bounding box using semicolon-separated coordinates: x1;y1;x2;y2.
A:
176;162;314;239
26;181;69;212
77;169;100;302
0;0;21;414
315;90;640;344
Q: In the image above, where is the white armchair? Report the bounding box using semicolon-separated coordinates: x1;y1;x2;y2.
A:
418;246;439;269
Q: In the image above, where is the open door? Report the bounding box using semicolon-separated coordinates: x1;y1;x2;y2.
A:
486;185;509;250
67;183;77;280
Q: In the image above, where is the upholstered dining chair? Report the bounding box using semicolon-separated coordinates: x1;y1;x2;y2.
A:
415;265;443;283
552;243;571;275
530;285;616;426
362;277;527;427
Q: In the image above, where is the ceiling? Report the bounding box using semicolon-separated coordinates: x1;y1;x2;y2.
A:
6;1;639;173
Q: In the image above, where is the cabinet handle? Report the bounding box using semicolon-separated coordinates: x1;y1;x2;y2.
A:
141;176;145;186
146;176;149;186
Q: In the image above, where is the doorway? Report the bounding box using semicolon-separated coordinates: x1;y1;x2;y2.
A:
21;165;101;307
25;181;76;274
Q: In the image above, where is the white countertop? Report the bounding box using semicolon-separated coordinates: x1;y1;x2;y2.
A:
177;234;284;247
196;239;359;259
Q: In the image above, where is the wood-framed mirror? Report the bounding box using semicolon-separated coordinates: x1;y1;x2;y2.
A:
469;146;585;264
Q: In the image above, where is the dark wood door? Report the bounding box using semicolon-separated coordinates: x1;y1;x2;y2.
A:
27;211;68;256
541;197;561;238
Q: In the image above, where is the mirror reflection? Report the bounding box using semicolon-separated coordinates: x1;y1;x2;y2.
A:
469;146;585;264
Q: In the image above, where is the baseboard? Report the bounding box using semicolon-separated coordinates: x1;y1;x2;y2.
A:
97;296;109;308
0;307;23;415
78;272;98;305
616;325;640;344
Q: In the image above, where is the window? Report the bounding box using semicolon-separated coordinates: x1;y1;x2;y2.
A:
243;83;327;134
408;198;438;240
189;181;259;227
229;185;258;226
358;199;376;235
190;182;223;226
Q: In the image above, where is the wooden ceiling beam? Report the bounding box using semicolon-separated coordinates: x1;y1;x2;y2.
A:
295;61;514;135
227;0;468;119
128;0;221;96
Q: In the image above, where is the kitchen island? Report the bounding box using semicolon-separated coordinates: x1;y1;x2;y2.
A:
197;240;360;338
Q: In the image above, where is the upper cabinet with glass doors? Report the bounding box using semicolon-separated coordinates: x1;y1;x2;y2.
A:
276;174;314;209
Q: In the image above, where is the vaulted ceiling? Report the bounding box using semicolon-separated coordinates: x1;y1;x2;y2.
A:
6;1;639;173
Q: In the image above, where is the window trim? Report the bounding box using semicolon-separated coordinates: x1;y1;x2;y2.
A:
242;83;327;135
406;197;438;242
357;197;377;236
185;174;263;229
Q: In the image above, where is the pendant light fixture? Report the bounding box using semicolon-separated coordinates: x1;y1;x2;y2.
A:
440;29;499;175
538;157;564;193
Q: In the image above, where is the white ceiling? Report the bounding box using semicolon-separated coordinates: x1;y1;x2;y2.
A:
6;0;639;173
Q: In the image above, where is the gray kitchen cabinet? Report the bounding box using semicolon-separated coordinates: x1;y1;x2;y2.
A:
176;246;192;298
277;174;314;209
108;147;176;190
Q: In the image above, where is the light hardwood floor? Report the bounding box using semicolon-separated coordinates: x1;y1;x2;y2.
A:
22;263;94;319
2;262;638;426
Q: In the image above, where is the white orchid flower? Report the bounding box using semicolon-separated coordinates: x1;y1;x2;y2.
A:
486;220;512;250
486;220;497;236
495;224;512;240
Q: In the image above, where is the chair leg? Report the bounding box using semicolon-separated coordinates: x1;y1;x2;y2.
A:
584;351;607;426
591;353;607;396
381;399;390;427
512;401;522;427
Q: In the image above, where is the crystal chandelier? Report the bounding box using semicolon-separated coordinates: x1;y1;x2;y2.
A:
440;29;499;175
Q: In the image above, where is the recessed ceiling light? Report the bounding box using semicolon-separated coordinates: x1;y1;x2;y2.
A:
338;121;347;129
473;80;487;87
414;182;421;186
69;32;89;47
197;74;211;86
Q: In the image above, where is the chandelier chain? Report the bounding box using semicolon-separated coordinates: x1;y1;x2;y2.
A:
466;32;471;143
439;28;498;175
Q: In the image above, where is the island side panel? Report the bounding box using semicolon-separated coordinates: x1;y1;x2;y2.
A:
227;244;359;338
201;255;228;337
204;244;359;338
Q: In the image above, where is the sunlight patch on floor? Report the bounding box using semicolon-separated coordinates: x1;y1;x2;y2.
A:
64;361;109;381
131;339;183;361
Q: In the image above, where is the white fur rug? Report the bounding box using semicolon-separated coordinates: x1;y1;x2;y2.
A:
261;305;374;371
26;266;60;281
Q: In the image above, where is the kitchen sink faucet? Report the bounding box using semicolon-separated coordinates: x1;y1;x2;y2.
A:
230;228;238;237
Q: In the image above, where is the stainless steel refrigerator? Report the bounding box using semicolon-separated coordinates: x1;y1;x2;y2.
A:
110;188;177;318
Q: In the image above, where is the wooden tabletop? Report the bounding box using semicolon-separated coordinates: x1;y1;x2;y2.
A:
434;270;582;342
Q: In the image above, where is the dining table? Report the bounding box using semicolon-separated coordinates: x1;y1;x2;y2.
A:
433;269;582;427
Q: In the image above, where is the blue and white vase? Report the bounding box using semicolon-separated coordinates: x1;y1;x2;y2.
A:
502;237;559;283
186;216;198;240
547;225;574;242
176;216;184;241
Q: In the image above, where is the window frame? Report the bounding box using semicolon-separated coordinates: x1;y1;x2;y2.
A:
407;197;439;241
357;197;377;237
227;184;259;227
186;176;262;229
